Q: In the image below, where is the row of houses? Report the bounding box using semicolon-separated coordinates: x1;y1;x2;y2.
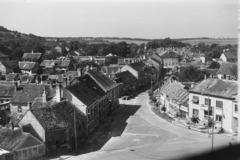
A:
158;75;238;133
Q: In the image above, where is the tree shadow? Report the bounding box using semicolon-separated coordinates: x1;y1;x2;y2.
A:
78;104;141;155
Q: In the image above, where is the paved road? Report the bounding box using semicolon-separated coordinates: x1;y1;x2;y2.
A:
69;92;236;160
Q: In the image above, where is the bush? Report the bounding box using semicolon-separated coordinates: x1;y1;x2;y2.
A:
191;115;199;124
161;106;166;112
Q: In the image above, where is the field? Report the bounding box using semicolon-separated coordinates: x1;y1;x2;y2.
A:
180;39;238;46
103;38;150;45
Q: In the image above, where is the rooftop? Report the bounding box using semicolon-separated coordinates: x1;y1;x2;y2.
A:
6;73;19;81
67;75;105;106
0;127;28;151
0;81;16;98
115;71;138;84
31;100;85;131
87;70;118;92
40;59;71;68
161;51;179;58
189;79;238;99
217;62;237;76
22;53;42;61
18;61;37;70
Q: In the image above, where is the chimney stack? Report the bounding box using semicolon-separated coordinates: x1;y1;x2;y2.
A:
56;83;61;102
77;68;81;77
42;87;46;103
27;102;32;109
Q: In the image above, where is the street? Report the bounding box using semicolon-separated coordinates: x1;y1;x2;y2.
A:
69;91;236;160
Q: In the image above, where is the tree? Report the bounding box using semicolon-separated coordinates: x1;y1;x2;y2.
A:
191;115;199;124
208;61;220;69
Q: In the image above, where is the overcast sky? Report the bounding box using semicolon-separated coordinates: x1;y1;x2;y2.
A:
0;0;238;39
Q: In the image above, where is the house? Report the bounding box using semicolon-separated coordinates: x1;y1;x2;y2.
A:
40;59;74;72
121;62;157;86
22;52;42;62
6;73;20;81
54;46;62;53
19;74;37;84
159;78;189;118
217;62;237;80
144;57;162;80
0;60;14;75
0;127;45;160
18;62;39;74
63;74;106;136
117;58;141;65
0;52;9;61
101;65;121;78
160;50;179;69
115;71;138;96
18;99;85;153
86;70;120;112
93;56;106;65
10;83;56;115
189;79;238;133
199;53;212;63
219;50;237;63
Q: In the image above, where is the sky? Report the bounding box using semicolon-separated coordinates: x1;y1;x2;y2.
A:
0;0;238;39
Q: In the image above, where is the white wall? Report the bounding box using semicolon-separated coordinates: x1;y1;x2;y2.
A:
189;93;235;132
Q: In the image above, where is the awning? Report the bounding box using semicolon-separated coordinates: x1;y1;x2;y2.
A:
192;98;199;103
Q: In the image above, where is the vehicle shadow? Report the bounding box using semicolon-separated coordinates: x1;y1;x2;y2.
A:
78;104;141;155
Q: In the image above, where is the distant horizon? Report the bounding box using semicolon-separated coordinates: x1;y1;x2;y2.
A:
0;0;238;39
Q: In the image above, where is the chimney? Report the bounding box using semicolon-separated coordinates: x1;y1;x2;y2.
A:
11;121;14;130
77;68;81;77
14;81;18;91
27;102;32;109
90;65;93;70
63;76;68;87
86;65;89;71
42;87;46;103
56;83;61;102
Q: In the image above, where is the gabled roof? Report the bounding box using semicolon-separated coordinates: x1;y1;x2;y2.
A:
40;60;71;68
0;60;13;68
128;62;146;72
6;73;19;81
217;62;237;76
101;66;121;74
0;81;16;97
87;70;118;92
18;61;37;70
160;80;185;100
115;71;137;84
189;79;238;99
11;84;55;103
161;51;179;58
19;74;36;83
22;123;42;141
67;75;105;106
31;100;85;131
223;52;237;59
22;53;42;61
151;53;162;63
0;127;29;151
0;52;9;58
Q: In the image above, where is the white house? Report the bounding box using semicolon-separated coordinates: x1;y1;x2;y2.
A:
189;79;238;133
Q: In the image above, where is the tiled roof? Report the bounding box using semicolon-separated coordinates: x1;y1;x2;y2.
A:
1;60;13;68
11;84;55;103
31;100;85;131
22;123;42;141
189;79;238;99
67;75;105;106
40;60;71;68
0;127;28;151
22;53;42;61
87;70;118;92
128;62;146;72
217;62;237;76
18;61;37;70
224;52;237;59
19;74;36;83
161;51;179;58
6;73;19;81
0;81;16;98
0;52;9;57
160;80;185;100
115;71;138;84
101;66;121;74
151;53;162;63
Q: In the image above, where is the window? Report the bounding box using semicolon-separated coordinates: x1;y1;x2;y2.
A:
235;104;238;112
18;106;22;112
22;150;28;158
32;147;38;156
216;101;223;109
204;110;212;119
216;115;222;122
205;98;211;106
192;96;199;104
193;109;199;116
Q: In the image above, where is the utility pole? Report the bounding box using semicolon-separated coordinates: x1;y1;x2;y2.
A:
212;107;214;152
73;106;77;153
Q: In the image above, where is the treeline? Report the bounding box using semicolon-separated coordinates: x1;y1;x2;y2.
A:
146;37;190;49
191;42;238;58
